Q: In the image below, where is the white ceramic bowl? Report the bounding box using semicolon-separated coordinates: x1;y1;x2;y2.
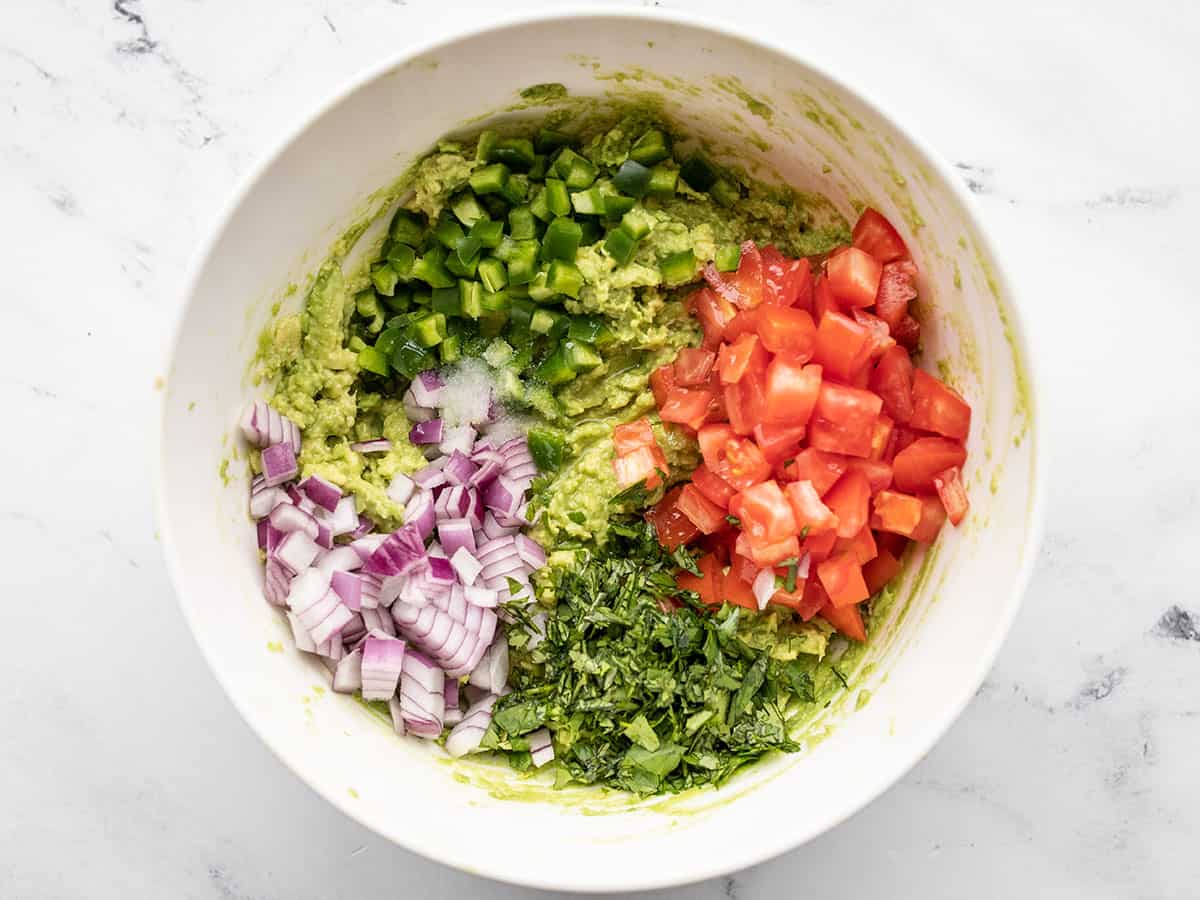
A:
158;9;1043;892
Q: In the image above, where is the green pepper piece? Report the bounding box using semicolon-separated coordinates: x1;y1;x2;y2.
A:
554;148;598;190
629;128;671;166
410;312;448;348
388;208;425;246
491;137;536;171
357;346;390;376
535;127;572;153
541;217;582;261
391;338;437;378
371;264;400;296
432;215;465;250
619;207;655;240
603;194;637;218
715;243;742;272
470;218;504;249
450;191;488;227
506;239;540;285
546;259;584;299
475;129;498;162
578;219;601;246
659;249;698;285
527;154;549;181
603;227;638;265
374;326;406;359
646;165;679;198
381;287;411;313
386;242;416;277
469;163;511;196
679;153;718;191
561;339;602;372
409;288;432;308
459;279;484;319
526;270;556;303
529;186;552;223
533;345;577;386
478;257;508;293
567;314;615;347
709;177;740;208
527;427;565;471
348;335;367;353
439;334;462;363
507;206;537;240
444;249;479;279
509;297;535;332
355;289;380;320
543;178;571;218
612;159;652;197
570;187;606;216
479;314;507;338
530;307;567;336
480;289;511;316
431;286;462;318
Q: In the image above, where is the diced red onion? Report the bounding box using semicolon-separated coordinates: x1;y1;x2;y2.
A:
442;450;479;486
468;635;508;693
263;558;291;606
445;695;497;757
330;570;363;611
261;442;298;487
482;511;519;539
361;633;406;700
400;650;444;737
315;522;333;550
529;728;555;767
350;533;387;561
468;452;503;488
388;696;406;735
360;605;394;637
239;401;301;451
328;496;358;536
332;647;363;693
464;585;499;608
274;531;320;574
444;677;463;726
409;418;443;446
482;476;522;518
315;633;345;661
753;568;777;611
435;485;470;521
506;462;540;482
363;524;427;577
797;552;812;580
315;546;361;576
410;370;446;407
300;475;342;512
427;555;455;585
450;547;483;586
287;611;317;653
350;438;392;454
359;573;382;610
437;518;476;558
514;534;547;569
351;514;374;539
439;424;476;457
446;584;468;623
413;459;448;491
403;387;434;423
387;472;416;506
340;612;366;646
250;485;285;518
464;488;485;530
402;491;436;541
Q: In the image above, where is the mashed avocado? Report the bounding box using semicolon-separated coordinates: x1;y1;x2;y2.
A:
255;110;848;535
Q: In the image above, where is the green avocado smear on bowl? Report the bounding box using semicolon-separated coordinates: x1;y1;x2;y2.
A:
253;107;877;796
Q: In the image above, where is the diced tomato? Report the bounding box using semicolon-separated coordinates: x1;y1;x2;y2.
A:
869;415;894;461
675;483;728;535
797;578;831;622
862;547;903;595
891;424;920;457
836;527;877;566
690;287;737;348
730;551;758;586
783;480;840;534
660;387;715;431
698;424;736;469
676;553;723;605
800;528;839;563
761;246;813;309
819;601;867;641
612;446;665;490
704;242;764;309
870;345;914;424
812;274;838;324
851;208;910;264
647;486;701;549
826;246;882;309
722;307;762;343
852;309;896;359
756;306;817;357
892;437;967;493
824;469;871;539
754;423;807;466
763;358;822;426
736;531;800;567
870;490;924;537
910;369;972;441
874;260;918;331
845;458;894;494
812;311;873;382
730;480;797;545
725;370;768;436
933;466;970;526
768;586;811;615
720;571;759;609
779;448;847;495
717;332;767;384
673;347;716;386
910;494;948;543
808;381;883;458
817;551;871;608
612;418;656;457
650;364;677;409
892;313;921;351
874;530;909;558
692;463;736;510
722;437;772;490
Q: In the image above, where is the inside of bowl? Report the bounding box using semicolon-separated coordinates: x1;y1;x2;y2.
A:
161;13;1038;890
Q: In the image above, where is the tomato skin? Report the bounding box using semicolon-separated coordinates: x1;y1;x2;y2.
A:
817;551;871;608
704;242;764;309
824;469;872;539
796;578;831;622
862;546;903;595
650;364;677;409
808;381;884;458
730;551;758;586
892;314;921;351
933;466;970;526
726;370;768;436
911;369;972;441
784;480;840;534
870;489;924;537
870;345;915;424
779;448;847;495
756;306;817;357
874;260;918;331
813;310;873;382
851;208;910;264
677;483;729;535
718;332;767;384
826;246;882;309
753;423;808;464
674;347;716;386
676;553;724;605
910;494;948;543
892;437;967;493
730;480;797;545
613;419;657;457
852;309;896;360
763;357;822;426
819;600;867;641
835;526;878;565
719;571;759;609
845;458;894;494
761;246;813;309
690;287;737;348
736;531;800;567
800;528;839;563
692;463;736;509
660;387;715;431
813;273;838;324
647;486;702;549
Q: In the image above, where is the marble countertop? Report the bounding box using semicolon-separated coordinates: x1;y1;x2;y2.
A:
4;1;1197;897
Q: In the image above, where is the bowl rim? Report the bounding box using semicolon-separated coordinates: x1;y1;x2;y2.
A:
155;5;1048;891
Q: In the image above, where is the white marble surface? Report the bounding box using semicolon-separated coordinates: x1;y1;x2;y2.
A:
3;0;1198;896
